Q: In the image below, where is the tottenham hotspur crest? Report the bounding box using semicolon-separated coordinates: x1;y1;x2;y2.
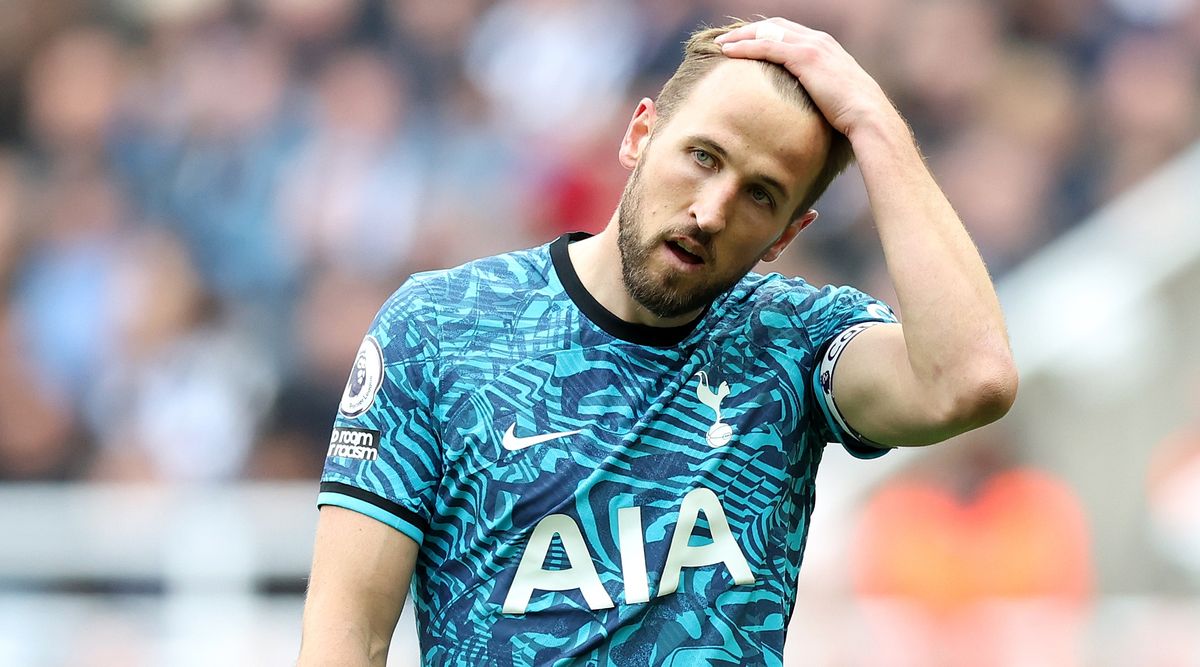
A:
695;371;733;447
340;336;384;417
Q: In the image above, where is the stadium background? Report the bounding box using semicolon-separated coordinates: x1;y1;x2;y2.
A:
0;0;1198;664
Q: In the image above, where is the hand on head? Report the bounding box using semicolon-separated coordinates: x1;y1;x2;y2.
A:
715;18;902;140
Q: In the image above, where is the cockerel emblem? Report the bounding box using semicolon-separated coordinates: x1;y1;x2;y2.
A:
694;371;734;447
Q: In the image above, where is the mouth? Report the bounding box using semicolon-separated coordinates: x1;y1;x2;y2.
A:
665;238;706;266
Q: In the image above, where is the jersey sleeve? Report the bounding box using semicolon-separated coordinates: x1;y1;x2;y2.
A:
803;284;900;459
317;278;443;545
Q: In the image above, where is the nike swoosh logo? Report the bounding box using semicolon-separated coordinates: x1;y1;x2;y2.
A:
502;423;582;451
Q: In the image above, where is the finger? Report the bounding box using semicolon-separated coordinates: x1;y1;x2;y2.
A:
755;22;788;42
722;28;847;66
715;18;812;45
714;23;763;45
765;16;807;33
718;36;796;66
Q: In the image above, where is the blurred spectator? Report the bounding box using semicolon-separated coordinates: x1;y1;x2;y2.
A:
628;0;714;94
0;301;83;480
0;0;1193;488
851;433;1091;665
888;0;1005;145
1092;32;1200;202
817;0;904;65
10;164;128;405
1003;0;1114;66
275;47;425;281
523;112;631;238
931;127;1058;274
415;72;532;270
0;1;86;142
260;0;364;52
112;24;303;312
976;46;1090;226
854;445;1091;606
23;26;126;161
384;0;487;101
85;228;277;482
465;0;641;142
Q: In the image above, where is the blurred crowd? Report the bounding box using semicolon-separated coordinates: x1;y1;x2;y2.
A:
0;0;1198;486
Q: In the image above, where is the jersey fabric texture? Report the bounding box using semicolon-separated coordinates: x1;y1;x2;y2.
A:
318;232;898;666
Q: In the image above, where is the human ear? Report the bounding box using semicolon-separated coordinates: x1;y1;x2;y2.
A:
618;98;658;170
762;210;818;262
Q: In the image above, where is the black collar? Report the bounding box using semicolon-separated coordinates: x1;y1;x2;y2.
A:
550;232;707;347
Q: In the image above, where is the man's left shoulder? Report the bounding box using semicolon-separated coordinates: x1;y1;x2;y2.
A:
712;273;823;348
736;273;894;320
727;271;821;311
721;273;897;345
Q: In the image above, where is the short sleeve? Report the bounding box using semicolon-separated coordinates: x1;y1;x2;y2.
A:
317;278;443;545
803;284;900;459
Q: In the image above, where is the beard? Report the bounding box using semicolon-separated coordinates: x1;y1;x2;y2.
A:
616;161;761;320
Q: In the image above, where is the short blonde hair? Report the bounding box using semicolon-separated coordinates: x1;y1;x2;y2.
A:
653;20;854;217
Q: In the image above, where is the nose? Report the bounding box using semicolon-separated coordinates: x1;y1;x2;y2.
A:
689;178;737;234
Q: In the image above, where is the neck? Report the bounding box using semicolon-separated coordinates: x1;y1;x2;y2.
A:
567;217;705;328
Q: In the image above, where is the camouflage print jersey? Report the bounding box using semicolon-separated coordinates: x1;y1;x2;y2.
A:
319;233;897;666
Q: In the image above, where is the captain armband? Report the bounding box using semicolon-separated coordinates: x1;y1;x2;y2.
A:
817;321;889;448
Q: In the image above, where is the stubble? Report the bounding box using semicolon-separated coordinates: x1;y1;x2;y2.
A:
615;160;757;319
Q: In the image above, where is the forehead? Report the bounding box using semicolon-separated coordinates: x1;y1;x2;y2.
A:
662;59;830;189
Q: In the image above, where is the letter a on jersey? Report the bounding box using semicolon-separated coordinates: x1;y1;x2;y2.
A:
502;514;615;614
657;487;755;597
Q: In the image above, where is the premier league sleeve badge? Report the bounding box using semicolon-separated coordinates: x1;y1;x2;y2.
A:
339;335;384;417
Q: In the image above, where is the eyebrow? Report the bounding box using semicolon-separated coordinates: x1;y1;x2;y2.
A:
688;135;792;204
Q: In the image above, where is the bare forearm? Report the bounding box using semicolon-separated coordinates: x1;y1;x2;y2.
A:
299;507;416;667
851;117;1016;415
298;621;387;667
299;586;398;667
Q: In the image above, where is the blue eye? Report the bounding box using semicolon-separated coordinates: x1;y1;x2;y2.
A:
750;186;775;208
691;149;715;168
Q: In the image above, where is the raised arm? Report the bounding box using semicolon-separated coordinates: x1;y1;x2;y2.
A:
298;506;420;666
718;19;1017;446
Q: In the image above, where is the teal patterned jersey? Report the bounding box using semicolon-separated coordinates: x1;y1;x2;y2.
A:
318;233;898;666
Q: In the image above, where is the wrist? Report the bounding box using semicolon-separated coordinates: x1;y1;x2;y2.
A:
846;112;922;165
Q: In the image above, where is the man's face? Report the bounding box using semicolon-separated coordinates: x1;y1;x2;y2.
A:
616;59;830;319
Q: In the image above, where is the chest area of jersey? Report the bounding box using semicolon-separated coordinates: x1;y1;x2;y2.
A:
440;344;809;482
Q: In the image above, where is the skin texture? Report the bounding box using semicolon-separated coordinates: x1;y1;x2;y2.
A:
299;506;418;666
572;58;826;326
299;18;1018;665
606;58;830;320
